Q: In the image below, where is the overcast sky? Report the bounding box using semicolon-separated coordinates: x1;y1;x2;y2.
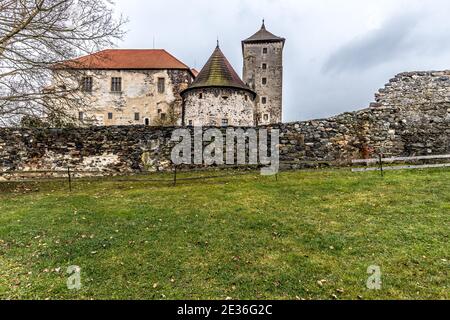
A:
115;0;450;122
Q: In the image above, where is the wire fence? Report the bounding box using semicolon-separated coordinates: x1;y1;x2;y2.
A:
1;154;449;193
0;165;273;192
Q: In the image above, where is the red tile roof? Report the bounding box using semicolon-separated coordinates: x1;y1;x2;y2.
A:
58;49;191;71
191;68;199;77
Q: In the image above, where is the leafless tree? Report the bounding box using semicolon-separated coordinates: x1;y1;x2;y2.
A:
0;0;126;127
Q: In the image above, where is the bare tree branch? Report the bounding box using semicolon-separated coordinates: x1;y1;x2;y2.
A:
0;0;127;127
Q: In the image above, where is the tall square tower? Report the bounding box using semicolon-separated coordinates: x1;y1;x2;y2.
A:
242;21;285;125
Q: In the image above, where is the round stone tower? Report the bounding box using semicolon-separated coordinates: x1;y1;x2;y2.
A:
181;43;256;127
242;21;285;125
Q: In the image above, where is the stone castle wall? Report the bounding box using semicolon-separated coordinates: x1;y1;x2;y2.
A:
243;41;284;125
54;68;193;126
1;71;449;177
182;88;255;127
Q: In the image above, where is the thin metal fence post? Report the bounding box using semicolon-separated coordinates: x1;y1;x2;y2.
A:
173;165;177;186
379;154;384;177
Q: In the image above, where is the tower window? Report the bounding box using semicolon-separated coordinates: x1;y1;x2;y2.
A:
111;77;122;92
199;93;203;99
262;78;267;85
157;78;165;93
261;97;267;104
78;112;84;121
160;113;167;120
81;77;93;92
263;114;270;121
108;112;113;120
245;95;248;101
263;48;268;54
134;112;140;121
262;63;267;70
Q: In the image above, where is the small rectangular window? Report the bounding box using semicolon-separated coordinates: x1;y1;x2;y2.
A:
263;114;269;121
199;93;203;99
262;78;267;85
221;119;229;127
157;78;165;93
108;112;113;120
134;112;140;121
245;95;248;101
262;63;267;70
160;113;166;120
81;77;93;92
78;111;84;121
111;77;122;92
263;48;268;54
261;97;267;104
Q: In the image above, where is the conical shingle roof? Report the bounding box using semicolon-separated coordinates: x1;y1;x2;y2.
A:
182;44;255;96
242;21;285;44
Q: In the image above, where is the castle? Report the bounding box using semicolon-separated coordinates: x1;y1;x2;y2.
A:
182;21;285;126
52;21;285;127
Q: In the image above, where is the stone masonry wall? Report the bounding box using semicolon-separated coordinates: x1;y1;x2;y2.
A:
243;41;284;125
0;71;449;178
183;88;255;127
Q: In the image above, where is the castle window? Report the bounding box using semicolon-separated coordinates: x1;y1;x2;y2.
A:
157;78;165;93
221;119;229;127
144;118;150;126
134;112;140;121
78;112;84;121
199;93;203;99
245;95;248;101
160;113;167;120
81;77;93;92
261;97;267;104
263;48;268;54
263;114;270;121
111;77;122;92
262;78;267;85
108;112;113;120
262;63;267;70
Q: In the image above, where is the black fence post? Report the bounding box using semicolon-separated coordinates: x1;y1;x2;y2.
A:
173;165;177;187
67;166;72;192
379;154;384;177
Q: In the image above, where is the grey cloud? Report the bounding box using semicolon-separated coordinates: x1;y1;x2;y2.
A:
323;14;420;74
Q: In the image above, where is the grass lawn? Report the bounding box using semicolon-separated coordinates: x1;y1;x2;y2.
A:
0;168;449;300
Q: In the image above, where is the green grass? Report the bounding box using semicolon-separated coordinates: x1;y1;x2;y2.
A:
0;169;449;300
